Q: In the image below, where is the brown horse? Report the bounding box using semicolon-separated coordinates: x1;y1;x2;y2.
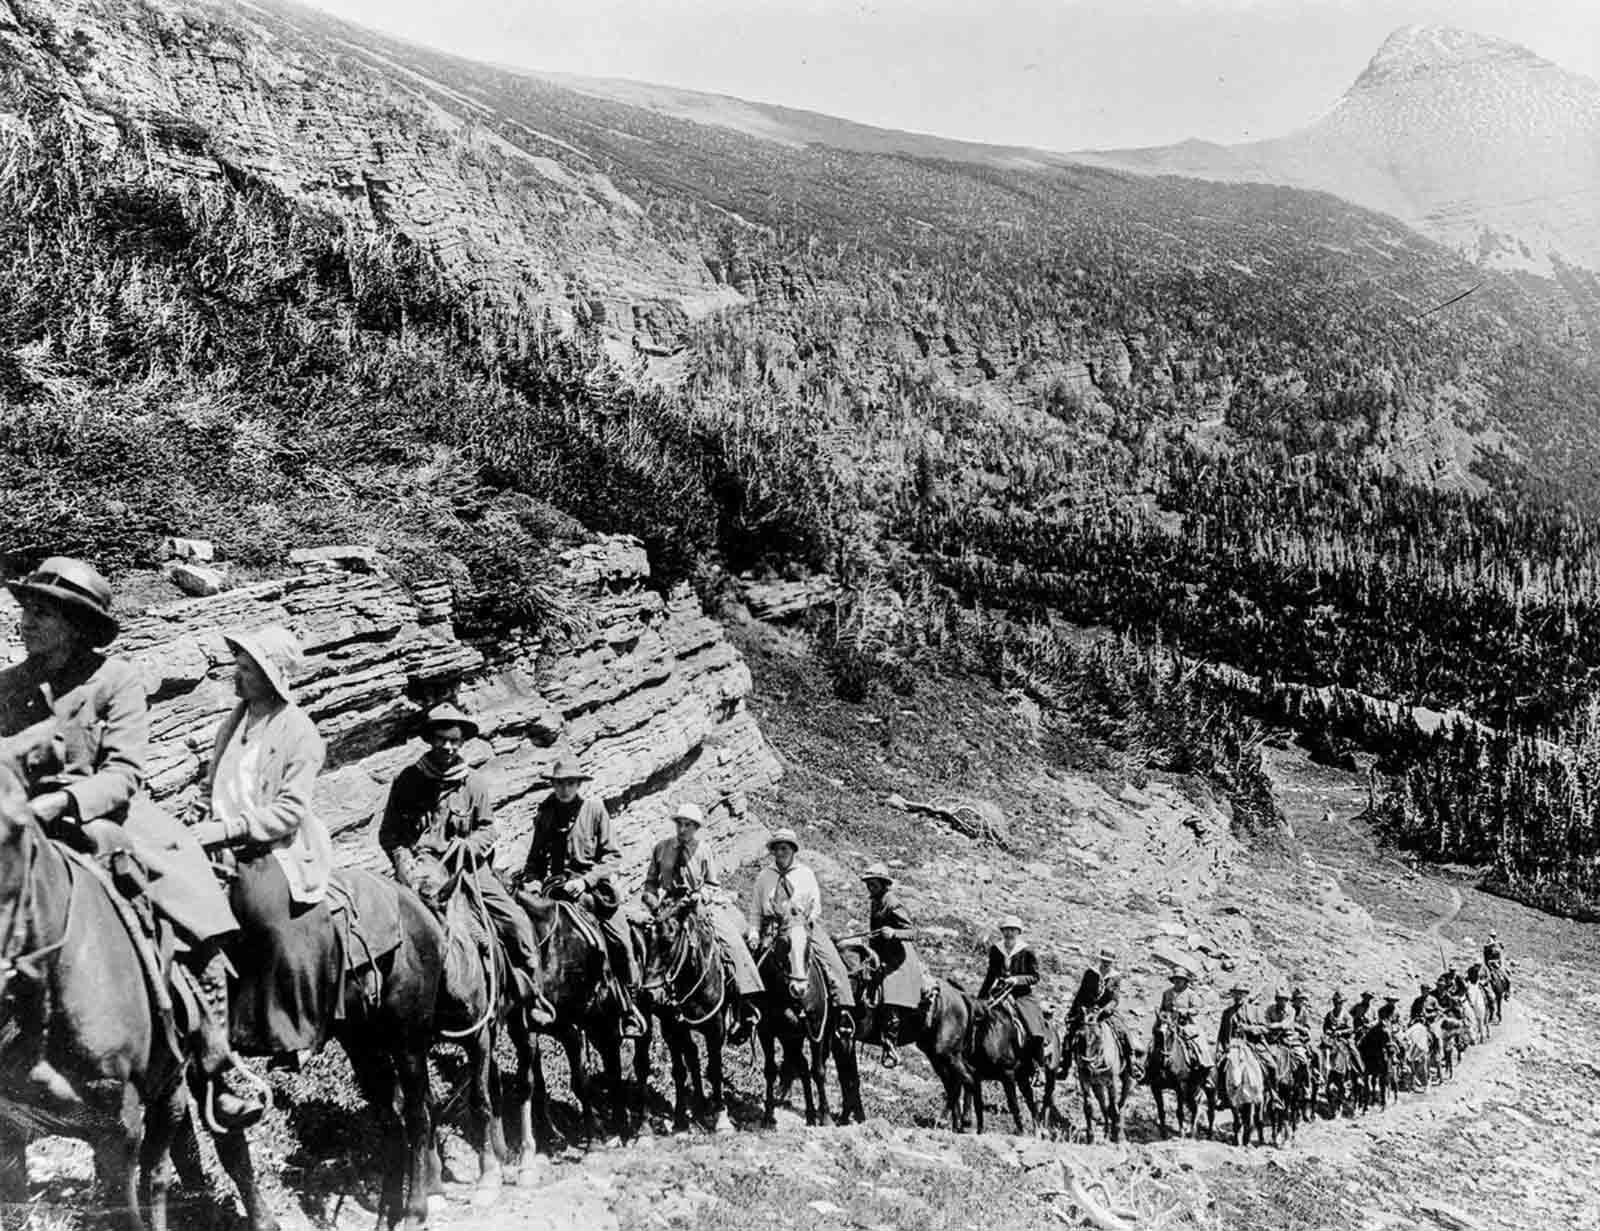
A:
0;761;187;1231
968;994;1042;1135
842;946;974;1132
636;894;734;1134
190;870;446;1231
1356;1021;1401;1110
1318;1032;1362;1118
1148;1014;1214;1138
513;893;632;1149
411;849;554;1208
755;921;852;1128
1064;1014;1129;1143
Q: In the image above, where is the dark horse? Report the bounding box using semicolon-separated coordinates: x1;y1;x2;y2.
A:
1356;1022;1400;1111
194;869;446;1231
1480;959;1510;1024
1061;1012;1129;1143
513;893;632;1149
1318;1032;1363;1118
0;757;187;1231
410;848;554;1207
969;993;1043;1135
636;894;733;1134
755;921;855;1128
1148;1015;1215;1139
841;946;973;1132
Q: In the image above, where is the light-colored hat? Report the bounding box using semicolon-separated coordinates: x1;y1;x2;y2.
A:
420;702;479;740
8;557;118;645
1168;968;1193;983
860;862;893;885
1097;945;1116;962
1273;983;1290;1000
673;802;705;827
766;827;800;851
223;625;304;702
999;914;1024;931
549;757;592;783
1228;984;1250;997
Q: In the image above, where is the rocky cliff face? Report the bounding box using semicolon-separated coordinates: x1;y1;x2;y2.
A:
0;538;781;887
0;0;743;362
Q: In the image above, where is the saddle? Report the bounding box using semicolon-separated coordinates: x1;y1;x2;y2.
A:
326;869;404;1010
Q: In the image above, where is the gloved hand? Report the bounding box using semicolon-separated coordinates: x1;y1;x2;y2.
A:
560;877;586;898
878;927;898;940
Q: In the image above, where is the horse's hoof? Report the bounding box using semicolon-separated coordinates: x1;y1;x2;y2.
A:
760;1116;777;1130
712;1112;734;1134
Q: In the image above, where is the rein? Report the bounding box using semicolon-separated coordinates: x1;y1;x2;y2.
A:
427;846;499;1041
648;906;725;1029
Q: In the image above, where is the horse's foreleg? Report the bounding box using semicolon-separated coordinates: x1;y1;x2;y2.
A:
561;1031;598;1144
1001;1076;1027;1137
1152;1082;1169;1138
467;1031;504;1207
396;1044;433;1231
598;1037;626;1141
1077;1075;1095;1145
0;1117;28;1207
139;1084;184;1231
684;1029;706;1124
668;1026;692;1132
1018;1070;1042;1139
93;1083;145;1231
631;1014;654;1136
760;1030;780;1129
212;1123;279;1231
808;1038;833;1128
706;1027;732;1133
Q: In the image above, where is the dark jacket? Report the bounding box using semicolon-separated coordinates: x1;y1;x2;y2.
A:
868;890;926;1011
522;793;618;888
978;942;1039;999
380;760;496;879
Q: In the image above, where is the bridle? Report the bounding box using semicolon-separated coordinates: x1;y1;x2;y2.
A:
643;899;724;1029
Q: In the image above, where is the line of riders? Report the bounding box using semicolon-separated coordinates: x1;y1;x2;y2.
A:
0;558;1520;1223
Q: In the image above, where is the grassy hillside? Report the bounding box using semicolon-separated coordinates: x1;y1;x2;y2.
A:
9;0;1600;904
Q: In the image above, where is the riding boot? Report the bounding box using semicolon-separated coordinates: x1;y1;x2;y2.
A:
879;1010;901;1069
190;949;266;1133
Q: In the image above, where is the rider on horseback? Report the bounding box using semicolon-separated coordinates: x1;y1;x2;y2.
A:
640;801;764;1042
745;828;856;1031
521;757;647;1038
857;863;927;1069
1216;984;1279;1100
1320;989;1363;1076
0;558;263;1131
1152;964;1212;1074
379;703;547;1012
1068;947;1136;1081
979;915;1050;1065
1350;989;1375;1032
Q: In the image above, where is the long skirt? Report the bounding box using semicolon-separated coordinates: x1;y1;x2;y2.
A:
228;853;337;1056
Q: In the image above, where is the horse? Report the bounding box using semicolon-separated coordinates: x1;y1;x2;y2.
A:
513;892;633;1149
841;946;973;1132
1397;1020;1433;1091
1356;1022;1401;1110
754;919;853;1128
1264;1036;1312;1141
1063;1012;1129;1143
1318;1032;1363;1118
636;893;733;1134
410;848;555;1206
1148;1014;1215;1138
1220;1040;1266;1147
1482;960;1510;1022
0;758;188;1231
968;993;1043;1136
193;868;446;1231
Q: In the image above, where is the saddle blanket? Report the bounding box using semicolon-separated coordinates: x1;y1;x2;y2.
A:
327;867;404;973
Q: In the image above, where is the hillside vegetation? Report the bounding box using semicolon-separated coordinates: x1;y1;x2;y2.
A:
7;0;1600;906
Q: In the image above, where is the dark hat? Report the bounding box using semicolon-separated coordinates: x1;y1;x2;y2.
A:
421;702;479;740
1383;995;1399;1004
1331;989;1345;1002
549;757;592;783
8;557;118;645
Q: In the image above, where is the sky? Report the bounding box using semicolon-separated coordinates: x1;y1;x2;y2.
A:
298;0;1599;150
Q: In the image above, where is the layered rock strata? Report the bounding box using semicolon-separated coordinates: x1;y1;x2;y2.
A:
0;538;781;889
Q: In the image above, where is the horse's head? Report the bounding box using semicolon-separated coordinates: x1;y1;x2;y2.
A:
768;916;811;1000
408;851;453;916
640;894;697;996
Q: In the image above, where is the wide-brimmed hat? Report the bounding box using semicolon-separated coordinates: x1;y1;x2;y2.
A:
673;802;705;827
1097;945;1116;962
1168;968;1193;983
766;827;800;851
1290;987;1307;1002
8;557;118;645
1382;995;1399;1004
549;757;592;783
860;862;893;885
1228;984;1250;997
998;914;1024;932
1331;989;1346;1003
420;702;479;741
1273;983;1290;999
223;625;304;703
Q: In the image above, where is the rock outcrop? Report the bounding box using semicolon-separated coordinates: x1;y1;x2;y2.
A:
0;537;781;888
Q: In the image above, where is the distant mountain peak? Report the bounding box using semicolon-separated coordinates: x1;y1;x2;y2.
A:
1351;25;1549;92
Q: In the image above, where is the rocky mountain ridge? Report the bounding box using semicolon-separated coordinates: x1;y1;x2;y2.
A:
1072;26;1600;280
0;537;781;883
